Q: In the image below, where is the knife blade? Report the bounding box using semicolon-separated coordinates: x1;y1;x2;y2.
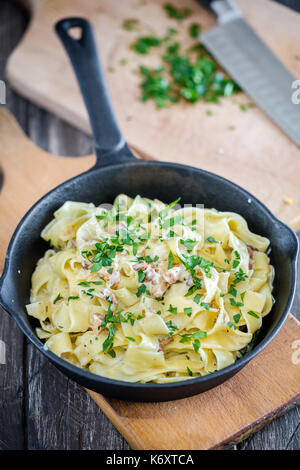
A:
200;0;300;146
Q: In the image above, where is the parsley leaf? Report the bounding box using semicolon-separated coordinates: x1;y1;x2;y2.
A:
168;304;178;315
53;293;63;304
247;310;260;319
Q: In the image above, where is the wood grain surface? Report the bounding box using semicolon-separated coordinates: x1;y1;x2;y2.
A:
0;0;299;450
6;0;300;229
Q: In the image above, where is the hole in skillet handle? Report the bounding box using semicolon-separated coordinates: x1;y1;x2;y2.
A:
55;17;136;168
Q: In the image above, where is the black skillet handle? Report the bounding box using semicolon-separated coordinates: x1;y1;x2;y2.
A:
55;18;136;167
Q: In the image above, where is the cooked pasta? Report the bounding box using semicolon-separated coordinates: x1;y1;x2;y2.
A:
26;194;274;383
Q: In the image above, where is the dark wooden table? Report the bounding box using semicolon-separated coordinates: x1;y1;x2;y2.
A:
0;0;299;450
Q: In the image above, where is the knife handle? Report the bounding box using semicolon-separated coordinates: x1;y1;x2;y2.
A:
201;0;242;22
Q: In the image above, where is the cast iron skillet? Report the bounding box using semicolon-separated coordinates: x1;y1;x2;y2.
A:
0;18;298;402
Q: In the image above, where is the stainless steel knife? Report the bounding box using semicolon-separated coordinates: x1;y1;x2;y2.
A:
200;0;300;146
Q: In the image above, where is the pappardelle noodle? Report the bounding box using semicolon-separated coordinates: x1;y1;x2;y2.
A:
26;195;274;383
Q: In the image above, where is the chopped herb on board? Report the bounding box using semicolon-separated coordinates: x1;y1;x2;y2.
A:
166;320;179;337
193;338;200;352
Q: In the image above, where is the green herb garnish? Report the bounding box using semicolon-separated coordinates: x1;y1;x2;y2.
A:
164;3;192;21
138;270;145;283
205;236;218;243
200;302;210;311
168;251;174;269
193;293;202;304
168;304;178;315
125;336;136;342
53;293;63;304
189;23;201;38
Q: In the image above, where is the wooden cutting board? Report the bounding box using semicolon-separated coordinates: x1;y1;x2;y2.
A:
0;107;299;449
6;0;300;230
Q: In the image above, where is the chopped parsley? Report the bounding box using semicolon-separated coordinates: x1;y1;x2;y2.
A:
164;3;192;21
168;304;178;315
53;293;63;304
193;293;202;304
123;18;139;31
247;310;260;319
228;285;237;297
189;23;201;38
180;330;207;343
184;307;192;317
89;240;123;272
205;236;218;243
136;284;147;297
102;324;116;357
168;251;174;269
233;268;248;285
193;338;200;352
133;36;161;54
232;250;241;269
180;239;198;252
166;320;179;337
200;302;210;311
233;313;242;324
229;298;244;307
227;321;237;330
138;270;145;283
